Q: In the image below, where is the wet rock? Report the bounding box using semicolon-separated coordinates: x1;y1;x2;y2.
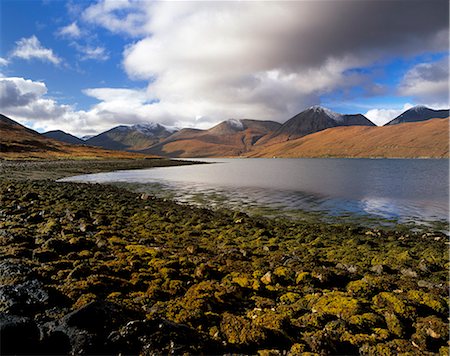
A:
0;279;49;315
43;300;136;355
0;314;40;355
107;318;222;355
0;260;32;285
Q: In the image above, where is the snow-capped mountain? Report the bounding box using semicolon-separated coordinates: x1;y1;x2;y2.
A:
260;106;375;144
85;122;179;151
384;106;450;125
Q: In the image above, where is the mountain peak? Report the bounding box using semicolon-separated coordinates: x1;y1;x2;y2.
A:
408;105;430;112
305;105;343;122
385;106;449;125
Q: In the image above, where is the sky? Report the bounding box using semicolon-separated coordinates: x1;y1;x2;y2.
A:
0;0;449;137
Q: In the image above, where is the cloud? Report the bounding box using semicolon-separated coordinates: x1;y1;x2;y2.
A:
4;2;449;135
82;0;147;37
74;44;109;61
57;22;81;38
0;77;47;107
398;57;449;105
0;76;171;136
364;104;414;126
10;36;61;64
91;0;448;124
0;57;8;66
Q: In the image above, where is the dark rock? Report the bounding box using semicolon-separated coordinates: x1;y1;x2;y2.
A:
0;279;49;314
0;314;40;355
0;260;32;285
42;300;137;355
107;318;222;355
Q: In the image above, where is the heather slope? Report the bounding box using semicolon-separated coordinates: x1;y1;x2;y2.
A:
258;106;375;146
0;114;154;159
86;123;177;151
43;130;86;145
385;106;450;125
248;118;449;158
144;119;281;157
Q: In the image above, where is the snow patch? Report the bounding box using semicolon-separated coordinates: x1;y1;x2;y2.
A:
308;105;343;122
131;123;179;135
408;105;429;112
226;119;244;130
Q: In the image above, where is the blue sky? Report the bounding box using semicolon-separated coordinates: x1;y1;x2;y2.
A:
0;0;448;136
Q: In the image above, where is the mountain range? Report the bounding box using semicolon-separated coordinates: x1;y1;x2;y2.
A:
385;106;449;125
83;123;177;151
144;119;281;157
0;114;151;160
2;105;448;159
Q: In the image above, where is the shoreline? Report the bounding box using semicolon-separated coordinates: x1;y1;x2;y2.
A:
0;159;448;355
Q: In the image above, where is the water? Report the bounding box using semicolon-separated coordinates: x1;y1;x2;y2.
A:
61;158;449;227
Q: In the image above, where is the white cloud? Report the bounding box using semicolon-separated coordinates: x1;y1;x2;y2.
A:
0;76;170;136
3;2;449;135
79;46;109;61
57;22;81;38
0;57;8;66
10;36;61;65
364;104;414;126
84;1;448;125
82;0;148;37
398;58;449;105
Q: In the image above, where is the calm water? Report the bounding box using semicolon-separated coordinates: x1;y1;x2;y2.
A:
62;158;449;226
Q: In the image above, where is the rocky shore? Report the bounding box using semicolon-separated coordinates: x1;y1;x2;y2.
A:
0;159;448;355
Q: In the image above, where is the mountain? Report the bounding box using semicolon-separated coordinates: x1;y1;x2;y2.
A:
248;118;449;159
144;119;281;157
259;106;375;145
43;130;85;145
385;105;450;125
86;123;178;151
0;114;151;159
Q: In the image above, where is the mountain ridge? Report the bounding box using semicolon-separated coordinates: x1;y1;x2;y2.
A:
384;106;449;125
43;130;86;145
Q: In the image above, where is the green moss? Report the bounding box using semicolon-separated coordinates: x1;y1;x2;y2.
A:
279;292;301;305
220;312;268;346
312;291;360;319
406;290;446;314
384;312;404;337
372;292;415;318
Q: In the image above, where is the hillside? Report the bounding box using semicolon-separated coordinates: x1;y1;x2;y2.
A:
0;114;153;159
43;130;86;145
86;123;177;151
144;119;281;157
258;106;375;145
385;106;450;125
248;118;449;159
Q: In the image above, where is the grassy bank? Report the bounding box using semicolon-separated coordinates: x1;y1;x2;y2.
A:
0;159;448;355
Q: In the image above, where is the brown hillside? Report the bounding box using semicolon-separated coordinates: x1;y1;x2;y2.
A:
145;119;281;157
0;114;154;160
247;118;449;158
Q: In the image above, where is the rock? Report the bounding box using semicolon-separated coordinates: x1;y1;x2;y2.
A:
107;318;222;355
400;268;418;278
260;271;272;285
0;279;49;314
0;314;40;355
42;300;135;355
0;260;32;285
370;264;384;274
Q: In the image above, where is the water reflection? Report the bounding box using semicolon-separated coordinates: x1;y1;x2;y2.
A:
61;158;449;226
